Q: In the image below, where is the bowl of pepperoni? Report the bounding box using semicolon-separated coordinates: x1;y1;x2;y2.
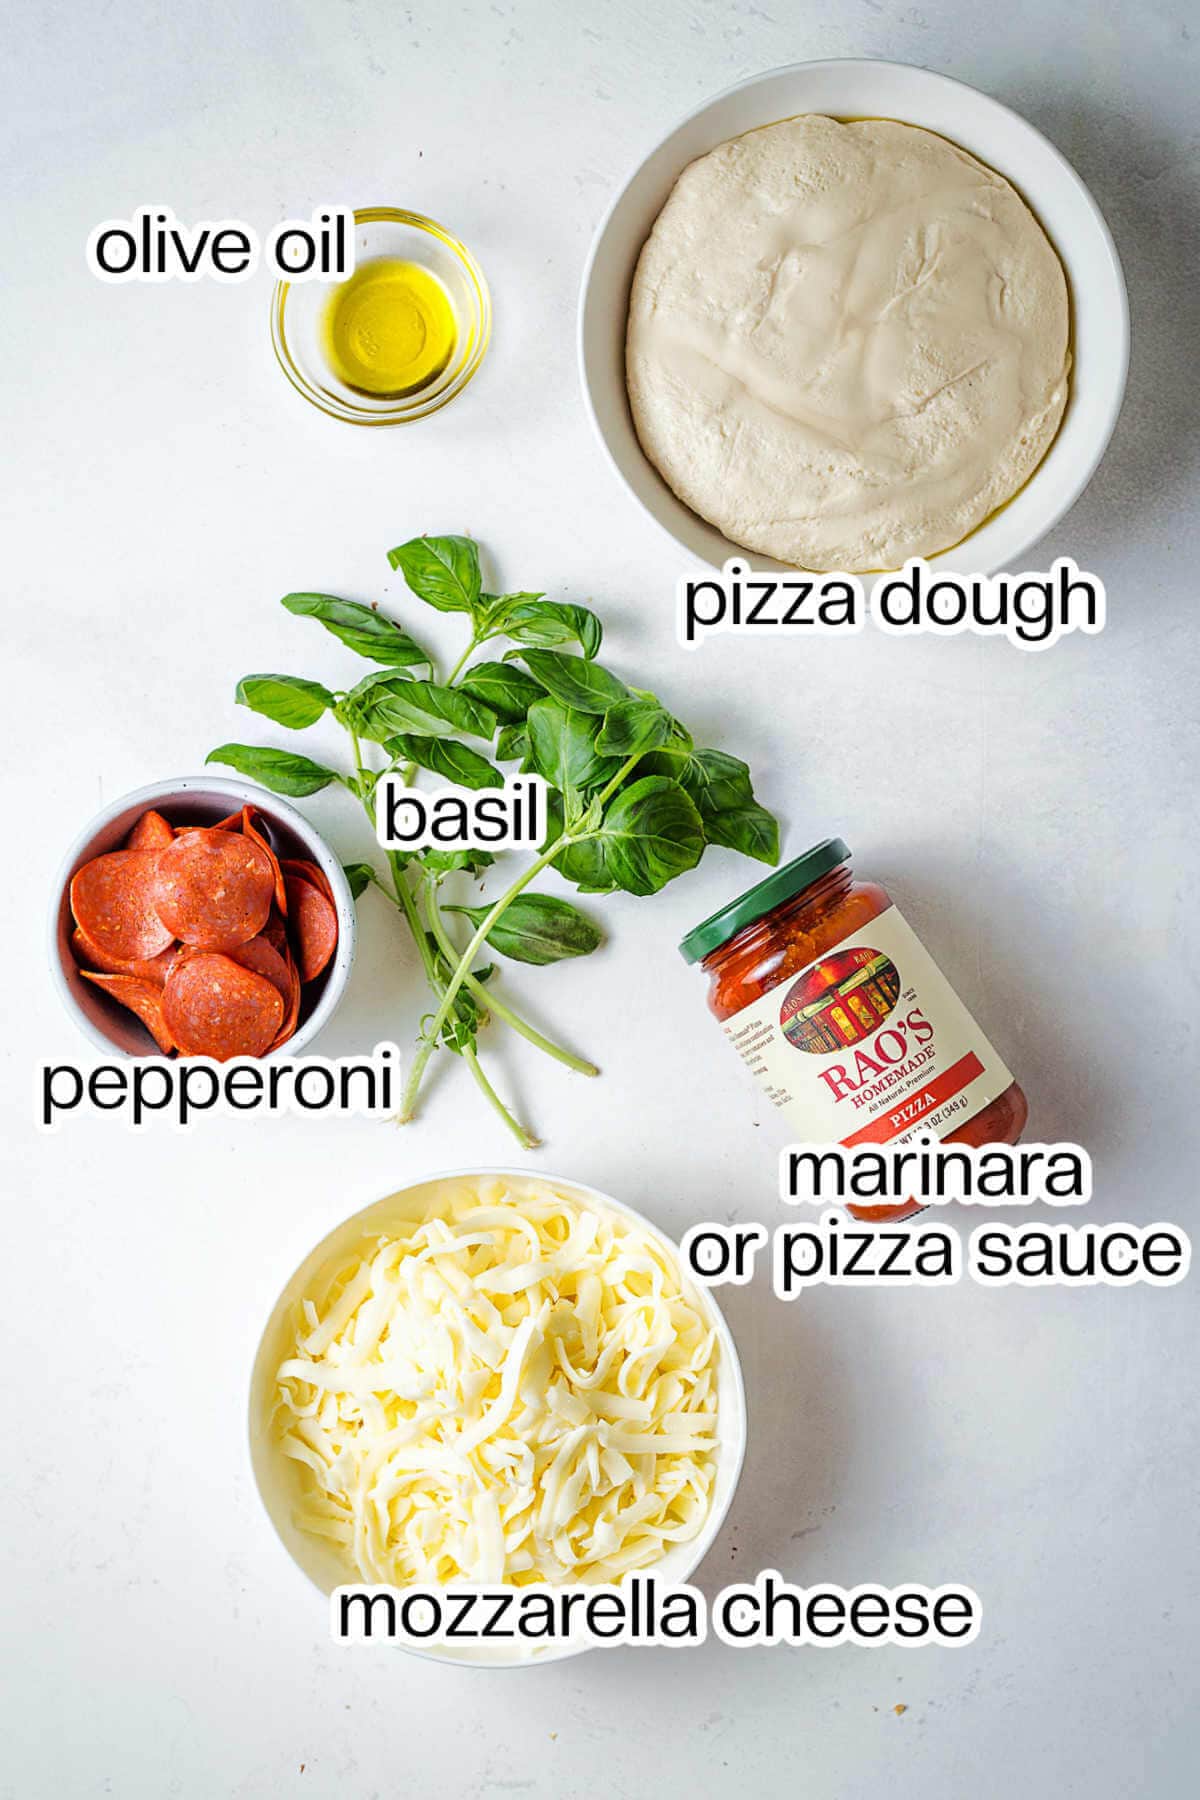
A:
49;777;356;1060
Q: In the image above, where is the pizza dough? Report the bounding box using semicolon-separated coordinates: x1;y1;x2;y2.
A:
626;115;1071;571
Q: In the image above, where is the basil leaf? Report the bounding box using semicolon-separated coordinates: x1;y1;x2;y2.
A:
513;649;629;714
236;673;333;730
495;723;530;764
342;861;375;899
592;776;704;896
386;734;503;789
205;744;339;797
445;893;602;965
525;698;622;806
595;697;674;758
479;589;544;629
440;1006;479;1052
281;593;431;670
457;660;545;723
703;799;780;864
502;600;603;658
424;937;495;1049
541;787;564;849
677;747;754;810
421;846;496;875
331;672;393;741
550;834;618;894
341;672;497;742
542;792;614;892
387;534;482;615
665;749;779;865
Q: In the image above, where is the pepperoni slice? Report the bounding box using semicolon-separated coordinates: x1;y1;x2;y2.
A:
71;924;179;986
71;850;176;963
281;857;335;908
229;934;292;1010
242;806;288;916
162;953;284;1060
153;828;274;951
260;906;287;952
80;971;175;1053
269;947;303;1052
175;808;242;836
285;874;339;983
125;809;175;851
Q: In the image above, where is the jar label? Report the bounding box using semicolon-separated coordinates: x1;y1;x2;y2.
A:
721;906;1013;1146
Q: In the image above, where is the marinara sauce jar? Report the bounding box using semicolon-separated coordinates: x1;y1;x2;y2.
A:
680;839;1027;1222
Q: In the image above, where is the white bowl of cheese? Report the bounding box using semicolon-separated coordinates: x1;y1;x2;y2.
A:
249;1169;747;1665
579;59;1128;576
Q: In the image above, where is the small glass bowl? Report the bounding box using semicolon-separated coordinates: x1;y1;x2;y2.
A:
271;207;491;426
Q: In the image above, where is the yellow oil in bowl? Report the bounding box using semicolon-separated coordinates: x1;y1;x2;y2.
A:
321;258;457;399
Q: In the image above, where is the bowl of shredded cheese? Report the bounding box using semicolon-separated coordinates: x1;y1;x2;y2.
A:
249;1170;746;1665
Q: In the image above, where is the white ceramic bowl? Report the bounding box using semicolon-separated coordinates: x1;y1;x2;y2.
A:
579;58;1129;576
49;776;356;1058
249;1168;748;1667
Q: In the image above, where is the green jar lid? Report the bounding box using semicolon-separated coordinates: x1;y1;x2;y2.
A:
678;837;850;965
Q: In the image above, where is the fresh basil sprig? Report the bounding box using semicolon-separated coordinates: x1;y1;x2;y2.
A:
500;599;602;658
595;696;679;758
236;674;334;731
456;661;545;722
207;532;778;1146
444;894;602;965
644;746;780;864
337;673;497;744
385;735;503;789
342;862;377;900
281;594;431;670
525;699;623;810
386;534;482;616
206;743;341;796
510;648;628;714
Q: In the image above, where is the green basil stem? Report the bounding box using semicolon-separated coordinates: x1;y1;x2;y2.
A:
397;836;575;1120
592;748;646;811
462;1044;540;1150
349;730;370;797
425;878;599;1077
381;793;596;1079
396;872;534;1144
351;741;445;1016
398;745;645;1121
347;729;578;1138
444;635;481;688
389;854;439;981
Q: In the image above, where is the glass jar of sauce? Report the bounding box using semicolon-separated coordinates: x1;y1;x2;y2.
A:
680;838;1027;1221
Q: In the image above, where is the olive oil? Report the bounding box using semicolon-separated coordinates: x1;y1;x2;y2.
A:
321;258;457;398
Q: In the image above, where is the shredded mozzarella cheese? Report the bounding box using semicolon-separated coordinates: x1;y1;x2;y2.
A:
271;1179;719;1584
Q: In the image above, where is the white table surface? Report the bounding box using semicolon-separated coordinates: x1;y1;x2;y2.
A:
5;1;1199;1795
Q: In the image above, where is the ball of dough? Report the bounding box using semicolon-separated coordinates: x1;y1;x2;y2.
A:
626;115;1071;571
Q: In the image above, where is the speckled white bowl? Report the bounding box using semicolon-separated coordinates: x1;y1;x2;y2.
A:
48;776;356;1059
579;58;1129;576
248;1168;747;1668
